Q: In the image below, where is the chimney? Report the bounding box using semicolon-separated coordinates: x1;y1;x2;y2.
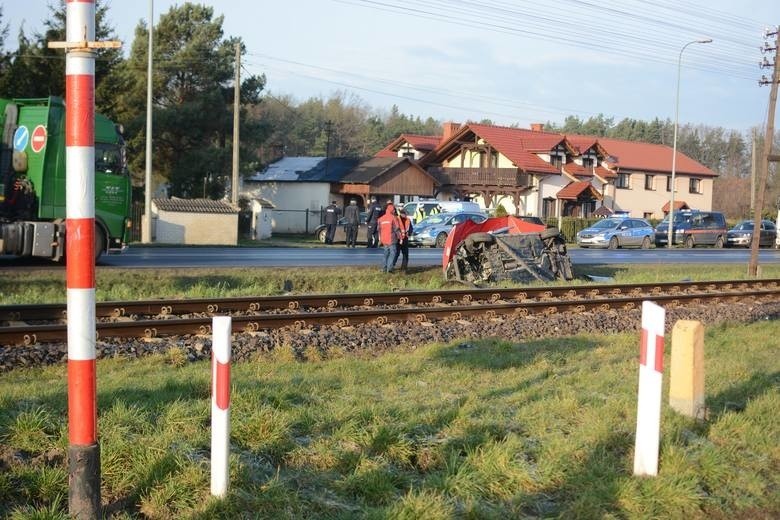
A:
442;121;460;141
530;123;544;132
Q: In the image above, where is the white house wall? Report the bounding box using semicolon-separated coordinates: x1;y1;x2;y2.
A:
612;173;713;218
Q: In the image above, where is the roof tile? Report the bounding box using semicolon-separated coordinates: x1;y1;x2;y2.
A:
153;198;238;214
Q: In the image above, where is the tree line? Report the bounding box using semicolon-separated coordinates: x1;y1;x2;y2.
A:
0;2;776;218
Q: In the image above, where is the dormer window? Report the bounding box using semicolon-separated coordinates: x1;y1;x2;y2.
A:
582;157;594;170
399;143;415;159
550;155;563;169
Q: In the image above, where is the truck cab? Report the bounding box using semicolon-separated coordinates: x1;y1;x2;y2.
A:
0;97;131;260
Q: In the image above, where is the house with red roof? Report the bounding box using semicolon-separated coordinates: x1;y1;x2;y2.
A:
374;132;444;161
409;122;716;220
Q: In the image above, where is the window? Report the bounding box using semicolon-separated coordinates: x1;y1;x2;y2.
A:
666;176;673;192
480;151;498;168
582;157;594;170
616;173;630;189
542;198;556;218
643;212;653;220
689;178;702;194
644;175;654;190
95;143;124;174
550;155;563;169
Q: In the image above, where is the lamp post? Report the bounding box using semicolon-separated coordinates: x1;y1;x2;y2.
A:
667;38;712;248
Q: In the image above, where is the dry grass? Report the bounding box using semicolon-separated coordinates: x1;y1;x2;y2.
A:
0;320;777;518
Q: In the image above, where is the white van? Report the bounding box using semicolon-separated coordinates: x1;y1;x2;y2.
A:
403;200;483;223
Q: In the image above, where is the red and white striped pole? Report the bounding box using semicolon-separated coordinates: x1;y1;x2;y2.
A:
211;316;232;497
65;0;100;516
633;301;666;476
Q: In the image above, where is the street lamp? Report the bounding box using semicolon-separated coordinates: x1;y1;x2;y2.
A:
667;38;712;248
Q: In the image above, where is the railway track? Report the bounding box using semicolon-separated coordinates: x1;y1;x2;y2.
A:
1;279;779;346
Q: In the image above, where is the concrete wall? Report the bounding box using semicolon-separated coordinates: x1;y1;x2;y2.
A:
155;210;238;245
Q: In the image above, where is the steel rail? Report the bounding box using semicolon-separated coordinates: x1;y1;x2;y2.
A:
1;287;778;346
1;278;777;322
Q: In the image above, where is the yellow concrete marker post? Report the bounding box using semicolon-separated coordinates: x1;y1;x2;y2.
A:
669;320;705;419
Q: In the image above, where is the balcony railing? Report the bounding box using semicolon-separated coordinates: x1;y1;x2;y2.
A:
429;167;530;188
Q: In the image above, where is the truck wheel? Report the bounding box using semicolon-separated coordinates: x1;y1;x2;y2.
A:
435;232;448;248
608;236;619;249
714;236;724;248
317;229;327;243
685;235;695;248
641;236;651;249
94;226;105;262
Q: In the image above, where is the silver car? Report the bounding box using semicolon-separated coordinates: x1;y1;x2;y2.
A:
576;217;655;249
409;212;488;248
726;220;776;248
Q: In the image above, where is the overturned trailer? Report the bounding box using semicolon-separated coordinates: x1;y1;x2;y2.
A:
443;216;574;284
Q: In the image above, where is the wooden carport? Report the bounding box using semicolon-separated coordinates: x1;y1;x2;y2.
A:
335;157;439;205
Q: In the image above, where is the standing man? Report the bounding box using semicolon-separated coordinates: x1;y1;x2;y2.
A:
324;200;341;244
343;199;360;248
377;204;400;273
393;208;413;272
365;196;382;248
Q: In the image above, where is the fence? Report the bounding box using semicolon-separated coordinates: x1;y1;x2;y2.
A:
268;208;325;234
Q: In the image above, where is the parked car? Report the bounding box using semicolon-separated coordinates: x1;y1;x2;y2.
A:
402;200;483;224
576;217;655;249
655;210;727;248
313;212;368;244
725;220;777;248
409;212;488;248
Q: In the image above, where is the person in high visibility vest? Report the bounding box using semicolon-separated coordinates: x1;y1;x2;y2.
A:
414;205;425;224
392;208;413;272
429;204;441;216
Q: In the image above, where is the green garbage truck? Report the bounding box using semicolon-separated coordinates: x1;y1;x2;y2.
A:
0;96;132;261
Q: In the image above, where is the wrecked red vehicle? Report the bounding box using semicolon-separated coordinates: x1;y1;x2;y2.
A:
442;216;574;284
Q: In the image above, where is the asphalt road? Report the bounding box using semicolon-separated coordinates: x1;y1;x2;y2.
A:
2;246;779;269
71;246;780;268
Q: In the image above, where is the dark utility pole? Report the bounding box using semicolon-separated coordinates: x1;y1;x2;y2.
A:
324;120;333;177
749;26;780;276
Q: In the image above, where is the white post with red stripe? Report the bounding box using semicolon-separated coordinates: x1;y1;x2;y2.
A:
633;301;666;476
211;316;232;497
64;0;100;516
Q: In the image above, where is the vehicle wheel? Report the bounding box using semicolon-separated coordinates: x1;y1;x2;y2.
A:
641;236;651;249
467;232;495;244
317;229;327;243
435;232;448;248
559;256;574;280
540;228;560;240
464;232;495;253
685;235;695;248
714;236;724;248
94;225;105;262
608;236;618;250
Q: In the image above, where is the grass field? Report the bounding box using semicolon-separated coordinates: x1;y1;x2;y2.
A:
0;318;778;518
2;263;780;305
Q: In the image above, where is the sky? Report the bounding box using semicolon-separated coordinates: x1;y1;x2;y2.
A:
2;0;778;133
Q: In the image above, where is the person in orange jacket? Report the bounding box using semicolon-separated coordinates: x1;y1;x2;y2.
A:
377;203;400;273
